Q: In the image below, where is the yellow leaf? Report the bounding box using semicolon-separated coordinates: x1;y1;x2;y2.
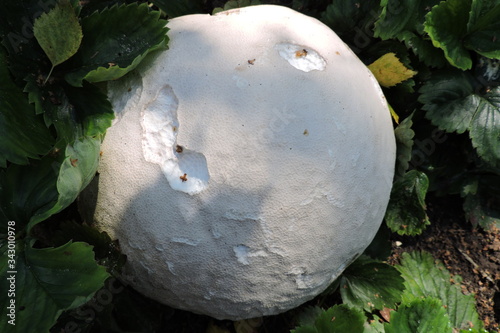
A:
389;103;399;124
368;53;417;88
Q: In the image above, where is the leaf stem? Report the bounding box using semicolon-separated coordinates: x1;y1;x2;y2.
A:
44;66;55;85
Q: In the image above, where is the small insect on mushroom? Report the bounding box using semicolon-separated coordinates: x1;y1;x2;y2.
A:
180;173;188;182
295;49;308;58
248;59;256;65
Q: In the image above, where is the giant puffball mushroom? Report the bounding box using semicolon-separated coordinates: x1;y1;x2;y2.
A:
80;5;396;320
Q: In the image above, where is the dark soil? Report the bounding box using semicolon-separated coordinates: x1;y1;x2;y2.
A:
389;194;500;332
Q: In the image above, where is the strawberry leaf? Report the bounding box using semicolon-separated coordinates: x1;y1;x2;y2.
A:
419;70;500;166
65;3;168;87
33;0;82;68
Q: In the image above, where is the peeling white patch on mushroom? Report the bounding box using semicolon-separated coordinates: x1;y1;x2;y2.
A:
141;85;209;195
234;245;268;265
234;245;251;265
300;187;345;208
288;267;315;290
165;261;177;275
274;43;326;72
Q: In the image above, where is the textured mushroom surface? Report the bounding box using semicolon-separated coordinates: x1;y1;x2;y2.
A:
81;5;396;320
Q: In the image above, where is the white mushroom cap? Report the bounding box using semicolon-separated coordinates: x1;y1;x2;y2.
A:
81;5;396;320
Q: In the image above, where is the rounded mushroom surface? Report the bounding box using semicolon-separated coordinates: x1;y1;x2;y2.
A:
80;5;396;320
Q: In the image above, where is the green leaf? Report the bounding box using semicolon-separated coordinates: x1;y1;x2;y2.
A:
33;0;82;69
320;0;380;50
63;82;114;137
374;0;417;39
385;170;430;235
373;0;448;67
291;305;365;333
52;220;126;272
419;70;500;166
462;175;500;229
0;0;56;82
465;1;500;58
65;3;168;87
153;0;205;17
397;251;483;331
339;256;404;312
374;0;441;39
467;0;500;30
397;31;448;68
394;114;415;178
423;0;473;70
0;137;100;233
385;297;453;333
364;315;385;333
0;50;53;167
28;137;101;230
295;306;325;327
24;79;114;142
0;156;58;233
0;240;109;332
468;87;500;165
419;71;476;134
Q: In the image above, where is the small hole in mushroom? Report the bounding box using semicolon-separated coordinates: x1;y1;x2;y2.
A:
176;145;183;153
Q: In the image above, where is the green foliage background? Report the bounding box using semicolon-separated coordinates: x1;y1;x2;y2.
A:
0;0;499;332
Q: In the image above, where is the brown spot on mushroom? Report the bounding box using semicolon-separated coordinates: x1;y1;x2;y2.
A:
176;145;183;153
173;126;177;132
295;49;308;58
180;173;188;182
248;59;256;65
70;158;78;167
335;51;340;55
303;129;309;136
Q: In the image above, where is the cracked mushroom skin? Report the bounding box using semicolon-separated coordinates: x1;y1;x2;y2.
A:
80;5;396;320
